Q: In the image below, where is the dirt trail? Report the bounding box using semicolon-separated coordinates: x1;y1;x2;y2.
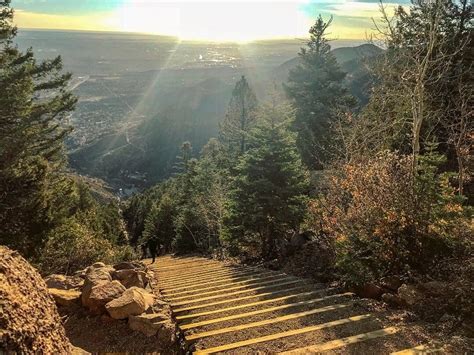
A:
150;256;442;354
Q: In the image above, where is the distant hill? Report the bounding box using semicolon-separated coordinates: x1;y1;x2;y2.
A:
332;43;383;64
274;43;382;81
273;43;383;105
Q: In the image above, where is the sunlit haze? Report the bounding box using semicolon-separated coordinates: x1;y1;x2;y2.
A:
13;0;409;41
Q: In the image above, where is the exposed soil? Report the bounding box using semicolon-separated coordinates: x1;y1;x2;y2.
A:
62;308;174;354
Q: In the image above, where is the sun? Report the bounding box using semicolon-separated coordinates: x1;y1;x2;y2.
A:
107;1;312;42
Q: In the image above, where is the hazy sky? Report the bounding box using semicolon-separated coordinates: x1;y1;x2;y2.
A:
12;0;410;41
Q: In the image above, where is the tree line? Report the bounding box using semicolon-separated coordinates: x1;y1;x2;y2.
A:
125;0;473;304
0;0;135;274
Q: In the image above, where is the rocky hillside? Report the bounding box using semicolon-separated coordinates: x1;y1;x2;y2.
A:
0;246;73;353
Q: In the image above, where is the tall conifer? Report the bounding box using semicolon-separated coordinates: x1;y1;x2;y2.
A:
225;102;309;259
0;1;77;256
285;15;355;169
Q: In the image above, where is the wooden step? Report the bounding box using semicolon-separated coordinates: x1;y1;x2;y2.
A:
185;303;351;340
391;345;443;354
164;272;284;296
167;275;297;301
176;288;338;321
192;314;372;354
159;268;262;287
173;285;308;313
180;292;352;329
171;279;305;307
160;270;269;290
280;326;400;354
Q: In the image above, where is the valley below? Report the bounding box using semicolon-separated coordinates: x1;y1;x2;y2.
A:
17;29;377;194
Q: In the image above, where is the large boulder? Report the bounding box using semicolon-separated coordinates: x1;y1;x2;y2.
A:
81;266;113;307
113;261;145;271
113;269;149;289
398;283;423;306
128;313;169;337
381;292;403;307
85;280;126;314
0;246;72;353
44;274;84;290
380;276;403;292
49;288;81;308
354;283;384;299
105;287;155;320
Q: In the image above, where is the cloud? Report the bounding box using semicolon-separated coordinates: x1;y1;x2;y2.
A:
13;9;116;32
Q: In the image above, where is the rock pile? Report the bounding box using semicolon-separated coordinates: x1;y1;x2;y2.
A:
45;260;176;347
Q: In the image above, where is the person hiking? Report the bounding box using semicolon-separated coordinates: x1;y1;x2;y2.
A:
148;237;158;263
140;242;148;260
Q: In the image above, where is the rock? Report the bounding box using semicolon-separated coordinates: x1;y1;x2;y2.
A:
113;269;149;289
290;231;312;248
398;283;423;306
106;287;155;320
71;345;91;354
44;274;84;290
156;321;177;347
113;261;145;271
81;267;113;307
422;281;448;296
48;288;81;308
0;246;72;353
439;313;455;323
380;276;403;292
381;292;403;306
355;283;384;299
92;262;106;268
73;269;87;279
85;280;126;314
128;313;169;337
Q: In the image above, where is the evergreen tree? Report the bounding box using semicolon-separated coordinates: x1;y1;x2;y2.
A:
225;102;309;259
0;1;77;257
191;138;229;250
285;15;355;169
142;194;176;253
173;141;202;252
219;76;258;158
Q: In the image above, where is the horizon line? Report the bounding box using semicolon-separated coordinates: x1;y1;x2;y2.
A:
16;27;368;44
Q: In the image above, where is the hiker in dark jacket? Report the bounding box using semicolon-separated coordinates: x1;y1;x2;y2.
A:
148;238;158;263
140;243;147;260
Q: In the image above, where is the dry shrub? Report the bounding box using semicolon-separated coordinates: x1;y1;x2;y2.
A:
309;151;472;285
38;218;137;275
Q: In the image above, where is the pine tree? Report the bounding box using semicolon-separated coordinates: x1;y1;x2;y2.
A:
142;194;176;253
192;138;229;250
0;1;77;256
225;102;309;259
285;15;355;169
219;76;258;158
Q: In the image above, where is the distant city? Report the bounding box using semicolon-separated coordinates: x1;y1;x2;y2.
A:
16;29;371;194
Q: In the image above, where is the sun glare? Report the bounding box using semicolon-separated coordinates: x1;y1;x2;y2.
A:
12;0;402;41
107;1;312;42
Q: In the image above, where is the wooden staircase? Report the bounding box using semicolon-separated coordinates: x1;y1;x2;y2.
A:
150;256;441;354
